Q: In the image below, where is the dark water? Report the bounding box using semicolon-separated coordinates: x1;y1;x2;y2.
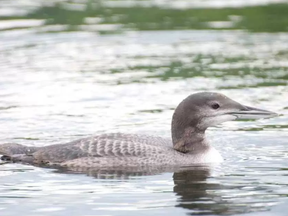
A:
0;0;288;215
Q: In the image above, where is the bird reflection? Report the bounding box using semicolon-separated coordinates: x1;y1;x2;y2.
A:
53;165;242;215
52;165;202;180
173;167;224;215
0;162;252;215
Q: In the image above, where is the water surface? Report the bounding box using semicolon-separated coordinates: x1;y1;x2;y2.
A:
0;0;288;215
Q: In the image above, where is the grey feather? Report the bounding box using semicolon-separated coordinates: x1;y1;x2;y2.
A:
0;92;274;169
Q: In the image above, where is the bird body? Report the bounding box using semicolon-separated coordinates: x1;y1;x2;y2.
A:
0;92;275;168
0;133;222;167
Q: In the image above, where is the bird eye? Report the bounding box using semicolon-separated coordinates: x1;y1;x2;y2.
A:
211;103;220;110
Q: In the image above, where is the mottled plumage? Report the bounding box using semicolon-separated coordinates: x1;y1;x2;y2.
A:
0;133;207;167
0;92;276;169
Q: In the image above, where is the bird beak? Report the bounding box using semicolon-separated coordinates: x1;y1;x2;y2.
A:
228;105;278;120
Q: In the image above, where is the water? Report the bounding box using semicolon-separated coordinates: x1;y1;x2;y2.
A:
0;0;288;215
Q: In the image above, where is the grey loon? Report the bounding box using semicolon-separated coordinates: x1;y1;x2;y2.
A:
0;92;276;168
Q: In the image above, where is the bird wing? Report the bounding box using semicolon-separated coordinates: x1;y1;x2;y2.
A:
31;134;170;164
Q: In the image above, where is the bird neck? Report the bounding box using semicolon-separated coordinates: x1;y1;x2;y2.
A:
172;126;208;153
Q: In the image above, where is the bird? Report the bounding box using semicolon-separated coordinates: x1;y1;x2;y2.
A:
0;92;276;169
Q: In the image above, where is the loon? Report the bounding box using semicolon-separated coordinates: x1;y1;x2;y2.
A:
0;92;276;168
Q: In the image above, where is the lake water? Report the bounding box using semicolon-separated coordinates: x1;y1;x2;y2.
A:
0;0;288;215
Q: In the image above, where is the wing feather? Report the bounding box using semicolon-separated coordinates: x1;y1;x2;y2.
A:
31;133;171;164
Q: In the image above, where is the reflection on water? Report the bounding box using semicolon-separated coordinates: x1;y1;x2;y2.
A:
173;168;276;215
0;0;288;215
2;162;287;215
2;0;288;33
174;169;217;215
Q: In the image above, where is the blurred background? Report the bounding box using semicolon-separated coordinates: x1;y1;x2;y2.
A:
0;0;287;141
0;1;288;216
